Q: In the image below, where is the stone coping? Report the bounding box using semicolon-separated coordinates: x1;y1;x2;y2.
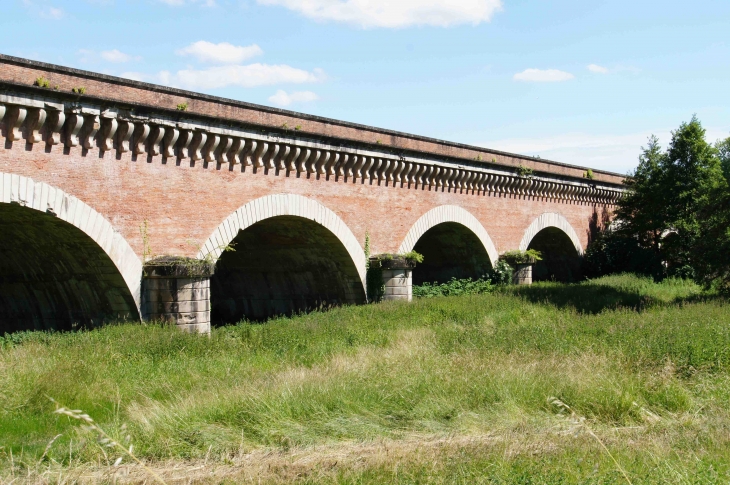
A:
370;255;418;270
143;256;215;278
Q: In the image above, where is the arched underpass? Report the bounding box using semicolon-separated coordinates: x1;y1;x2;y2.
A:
527;227;582;282
210;216;365;324
412;222;493;286
0;204;139;333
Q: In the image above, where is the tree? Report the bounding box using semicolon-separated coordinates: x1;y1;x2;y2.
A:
588;117;728;286
693;135;730;291
717;136;730;182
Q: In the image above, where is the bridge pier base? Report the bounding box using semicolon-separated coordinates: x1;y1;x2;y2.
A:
512;263;533;285
382;267;413;302
372;256;415;302
142;257;214;333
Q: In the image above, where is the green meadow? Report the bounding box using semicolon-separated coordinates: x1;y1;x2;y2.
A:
2;274;729;484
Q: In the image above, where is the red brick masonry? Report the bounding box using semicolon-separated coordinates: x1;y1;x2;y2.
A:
0;54;622;267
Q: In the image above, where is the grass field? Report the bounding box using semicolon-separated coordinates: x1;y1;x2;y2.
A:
2;274;730;484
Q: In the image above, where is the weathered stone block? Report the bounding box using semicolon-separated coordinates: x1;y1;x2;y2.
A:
513;264;533;285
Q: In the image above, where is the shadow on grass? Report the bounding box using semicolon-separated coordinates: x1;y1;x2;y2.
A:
502;280;721;314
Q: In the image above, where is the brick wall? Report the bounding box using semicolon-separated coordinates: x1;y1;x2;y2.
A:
0;139;610;262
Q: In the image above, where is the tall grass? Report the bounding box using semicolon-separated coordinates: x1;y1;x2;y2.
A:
1;274;729;483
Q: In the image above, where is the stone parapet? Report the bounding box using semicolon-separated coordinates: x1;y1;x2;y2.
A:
0;56;625;207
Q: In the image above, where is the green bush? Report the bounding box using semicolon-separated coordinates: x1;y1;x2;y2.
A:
413;277;494;298
488;259;514;285
502;249;542;265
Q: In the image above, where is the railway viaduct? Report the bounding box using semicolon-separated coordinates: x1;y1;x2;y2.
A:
0;55;625;333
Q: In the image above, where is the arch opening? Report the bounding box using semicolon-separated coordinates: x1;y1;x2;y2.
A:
412;222;493;286
527;227;582;282
0;204;139;333
211;215;366;323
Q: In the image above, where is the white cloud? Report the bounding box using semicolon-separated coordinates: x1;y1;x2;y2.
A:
483;128;730;174
176;41;263;64
119;71;147;82
512;69;575;83
588;64;609;74
22;1;64;19
268;90;319;106
78;49;141;64
175;65;324;89
122;65;325;90
513;69;574;82
485;132;651;173
43;6;63;18
257;0;502;28
157;0;215;6
101;49;140;63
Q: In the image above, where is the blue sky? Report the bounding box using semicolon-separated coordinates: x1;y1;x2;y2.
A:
3;0;729;174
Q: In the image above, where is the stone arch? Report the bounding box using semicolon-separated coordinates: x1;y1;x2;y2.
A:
519;212;583;255
519;212;583;283
0;172;143;326
199;193;366;292
398;205;499;266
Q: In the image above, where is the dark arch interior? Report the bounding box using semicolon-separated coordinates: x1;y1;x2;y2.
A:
210;216;365;323
527;227;581;282
0;203;139;333
412;222;493;285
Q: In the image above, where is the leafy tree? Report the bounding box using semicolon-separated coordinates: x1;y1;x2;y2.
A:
613;135;668;259
588;117;729;287
717;136;730;182
692;135;730;291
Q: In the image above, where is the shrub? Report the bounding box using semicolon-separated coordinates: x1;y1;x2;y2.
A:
488;259;513;285
582;229;664;280
502;249;542;265
413;277;494;298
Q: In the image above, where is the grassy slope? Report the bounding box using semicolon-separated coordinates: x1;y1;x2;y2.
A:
2;275;730;483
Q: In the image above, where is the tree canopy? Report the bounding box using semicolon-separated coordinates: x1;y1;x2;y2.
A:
585;116;730;291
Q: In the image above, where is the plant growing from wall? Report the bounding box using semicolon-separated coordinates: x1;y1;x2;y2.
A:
501;249;542;265
367;250;424;302
377;250;424;265
517;165;534;178
72;87;86;95
139;220;151;263
584;169;595;180
34;76;50;88
176;103;188;111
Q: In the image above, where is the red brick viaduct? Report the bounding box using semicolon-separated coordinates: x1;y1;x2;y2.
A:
0;55;625;333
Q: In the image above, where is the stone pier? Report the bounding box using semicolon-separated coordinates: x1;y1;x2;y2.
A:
142;257;214;333
512;263;533;285
371;256;415;302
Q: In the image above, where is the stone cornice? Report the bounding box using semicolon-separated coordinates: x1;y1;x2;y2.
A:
0;85;623;207
0;54;627;186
